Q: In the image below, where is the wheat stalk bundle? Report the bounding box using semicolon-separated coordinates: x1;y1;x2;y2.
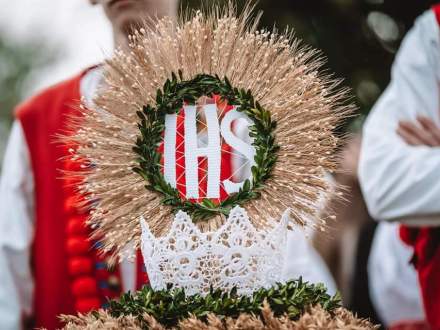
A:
61;2;353;260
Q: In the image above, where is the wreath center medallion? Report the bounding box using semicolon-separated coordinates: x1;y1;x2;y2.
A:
163;101;254;201
133;74;279;222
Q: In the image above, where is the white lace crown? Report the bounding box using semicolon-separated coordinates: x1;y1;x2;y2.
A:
140;206;289;296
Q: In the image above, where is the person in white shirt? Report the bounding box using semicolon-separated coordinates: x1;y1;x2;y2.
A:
359;6;440;328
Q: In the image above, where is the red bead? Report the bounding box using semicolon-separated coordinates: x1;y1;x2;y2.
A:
75;297;101;313
66;216;89;236
64;195;81;214
68;257;93;276
66;237;90;256
72;276;98;297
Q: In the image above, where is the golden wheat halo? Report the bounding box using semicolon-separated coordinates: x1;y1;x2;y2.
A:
62;2;353;260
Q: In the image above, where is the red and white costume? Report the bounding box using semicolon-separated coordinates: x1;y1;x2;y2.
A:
359;5;440;329
0;67;147;330
0;66;336;329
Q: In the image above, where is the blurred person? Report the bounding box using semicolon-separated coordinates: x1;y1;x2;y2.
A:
0;1;179;329
0;1;337;329
359;4;440;329
314;136;366;297
367;222;425;328
314;135;382;324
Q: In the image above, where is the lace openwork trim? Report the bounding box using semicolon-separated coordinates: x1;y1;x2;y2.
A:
140;206;290;296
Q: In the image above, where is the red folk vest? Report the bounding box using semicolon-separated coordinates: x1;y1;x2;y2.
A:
399;5;440;330
15;69;147;330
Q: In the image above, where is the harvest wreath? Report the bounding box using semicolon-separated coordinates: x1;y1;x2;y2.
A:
63;3;354;252
59;2;376;329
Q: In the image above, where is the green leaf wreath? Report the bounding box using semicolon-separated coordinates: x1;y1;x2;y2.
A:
132;72;279;222
107;279;341;328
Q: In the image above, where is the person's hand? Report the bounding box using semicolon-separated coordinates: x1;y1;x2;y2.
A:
397;116;440;146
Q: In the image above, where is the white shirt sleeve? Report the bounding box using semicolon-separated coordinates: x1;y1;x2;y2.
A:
0;120;34;330
358;10;440;224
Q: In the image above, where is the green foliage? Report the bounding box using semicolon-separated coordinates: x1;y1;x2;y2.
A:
0;34;57;121
132;72;279;222
0;33;58;168
108;279;341;328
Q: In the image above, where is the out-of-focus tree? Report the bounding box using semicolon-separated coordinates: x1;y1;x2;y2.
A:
181;0;438;130
0;35;57;121
0;32;58;165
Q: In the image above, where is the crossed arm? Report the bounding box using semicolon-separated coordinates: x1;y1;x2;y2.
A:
358;10;440;225
398;116;440;147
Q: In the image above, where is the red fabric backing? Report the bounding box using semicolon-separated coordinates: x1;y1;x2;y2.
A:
162;97;234;203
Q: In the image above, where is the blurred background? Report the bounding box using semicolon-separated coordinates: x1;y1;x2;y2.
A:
1;0;438;326
1;0;438;163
